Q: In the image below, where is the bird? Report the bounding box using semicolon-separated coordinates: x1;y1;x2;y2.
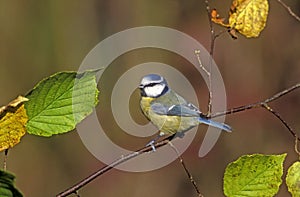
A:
138;74;231;149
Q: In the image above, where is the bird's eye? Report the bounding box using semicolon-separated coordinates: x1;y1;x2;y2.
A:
146;83;159;87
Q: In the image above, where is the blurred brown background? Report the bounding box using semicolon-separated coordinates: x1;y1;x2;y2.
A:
1;0;300;196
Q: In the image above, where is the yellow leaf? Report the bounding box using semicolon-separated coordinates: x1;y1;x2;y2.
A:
0;96;29;151
229;0;269;38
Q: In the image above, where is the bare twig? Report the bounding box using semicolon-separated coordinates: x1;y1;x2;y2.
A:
195;50;210;77
210;83;300;141
204;1;227;55
211;83;300;117
203;1;227;115
195;50;212;115
204;0;214;56
204;0;215;115
180;157;203;197
295;135;300;158
264;83;300;103
168;142;204;197
56;138;171;197
277;0;300;22
262;103;298;139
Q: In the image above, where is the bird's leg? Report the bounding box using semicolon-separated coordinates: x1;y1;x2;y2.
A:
145;134;162;152
145;133;177;152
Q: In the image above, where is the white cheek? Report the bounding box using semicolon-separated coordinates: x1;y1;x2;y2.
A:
144;84;165;97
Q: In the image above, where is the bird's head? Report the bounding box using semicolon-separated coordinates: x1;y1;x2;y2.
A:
139;74;169;98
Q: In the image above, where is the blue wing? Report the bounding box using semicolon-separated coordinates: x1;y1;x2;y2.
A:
198;117;232;132
150;102;200;117
150;102;232;132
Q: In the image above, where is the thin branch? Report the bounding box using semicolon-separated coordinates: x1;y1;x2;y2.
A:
168;142;204;197
277;0;300;22
195;50;210;77
204;0;215;57
295;135;300;158
203;1;227;115
210;83;300;141
211;83;300;117
195;50;212;115
204;0;215;115
262;103;299;141
56;139;170;197
204;1;227;55
264;83;300;103
180;157;203;197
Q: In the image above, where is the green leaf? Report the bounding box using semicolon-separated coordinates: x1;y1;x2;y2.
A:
224;153;286;197
286;161;300;196
25;70;99;136
0;170;22;197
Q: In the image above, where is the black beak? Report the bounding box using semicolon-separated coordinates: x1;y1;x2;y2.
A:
138;84;144;89
138;85;147;96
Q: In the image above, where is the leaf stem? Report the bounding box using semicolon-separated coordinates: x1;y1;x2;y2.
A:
3;149;8;171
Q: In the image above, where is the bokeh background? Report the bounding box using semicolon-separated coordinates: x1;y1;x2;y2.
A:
1;0;300;196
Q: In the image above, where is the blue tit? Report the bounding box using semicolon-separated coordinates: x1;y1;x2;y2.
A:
139;74;231;145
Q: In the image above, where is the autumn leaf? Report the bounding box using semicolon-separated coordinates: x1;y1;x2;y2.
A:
210;0;269;38
211;9;228;27
229;0;269;38
0;96;28;151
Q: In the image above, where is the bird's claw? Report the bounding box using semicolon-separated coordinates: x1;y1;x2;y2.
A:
146;140;156;152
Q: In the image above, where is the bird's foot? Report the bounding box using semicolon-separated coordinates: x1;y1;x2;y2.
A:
145;140;156;152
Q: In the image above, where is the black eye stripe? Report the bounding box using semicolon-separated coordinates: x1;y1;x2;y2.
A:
144;83;159;87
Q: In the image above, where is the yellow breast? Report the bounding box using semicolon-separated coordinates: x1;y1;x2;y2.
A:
140;96;198;135
140;97;154;120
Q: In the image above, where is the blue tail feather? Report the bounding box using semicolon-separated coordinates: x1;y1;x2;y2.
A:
198;117;232;132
